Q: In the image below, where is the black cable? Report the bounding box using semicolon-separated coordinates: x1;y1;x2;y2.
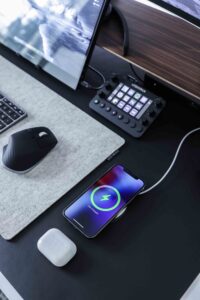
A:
129;63;144;83
81;65;106;90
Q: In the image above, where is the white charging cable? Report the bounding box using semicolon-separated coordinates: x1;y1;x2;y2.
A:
140;127;200;195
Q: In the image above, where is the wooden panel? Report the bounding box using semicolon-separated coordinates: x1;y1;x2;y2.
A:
98;0;200;102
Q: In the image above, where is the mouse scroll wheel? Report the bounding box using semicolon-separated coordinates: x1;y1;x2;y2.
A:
37;131;50;148
39;132;48;138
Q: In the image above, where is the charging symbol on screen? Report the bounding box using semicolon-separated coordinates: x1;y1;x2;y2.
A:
90;185;121;212
101;195;111;201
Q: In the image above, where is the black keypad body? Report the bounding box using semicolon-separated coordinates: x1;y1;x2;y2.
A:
0;94;27;134
89;76;166;138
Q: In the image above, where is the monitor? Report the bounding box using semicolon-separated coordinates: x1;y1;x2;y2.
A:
0;0;108;90
148;0;200;27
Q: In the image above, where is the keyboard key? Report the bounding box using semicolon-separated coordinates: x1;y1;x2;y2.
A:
1;104;10;113
135;103;143;110
121;85;129;93
129;108;138;117
123;105;132;113
134;93;142;100
129;99;136;106
3;117;12;125
2;97;9;103
112;98;119;105
0;112;7;121
123;95;130;102
117;101;126;109
128;89;135;97
117;92;124;99
15;108;25;115
0;121;5;130
140;96;148;104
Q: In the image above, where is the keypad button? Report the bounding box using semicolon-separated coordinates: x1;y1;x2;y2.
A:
106;107;111;112
0;113;7;121
128;89;135;97
10;113;20;120
118;115;123;120
123;105;132;113
100;103;105;108
129;99;136;106
3;117;12;125
1;104;9;113
17;109;25;116
134;93;142;100
112;98;119;105
117;101;125;109
118;83;123;89
135;103;143;110
112;90;118;95
140;96;148;104
123;118;130;124
129;109;138;117
112;111;117;116
7;109;14;116
94;99;100;104
121;85;129;93
130;121;136;128
107;95;113;102
117;92;124;99
123;95;130;102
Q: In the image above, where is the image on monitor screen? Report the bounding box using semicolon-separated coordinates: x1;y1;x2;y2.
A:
161;0;200;21
149;0;200;26
0;0;106;89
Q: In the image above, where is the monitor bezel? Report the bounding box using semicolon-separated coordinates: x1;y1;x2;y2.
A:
0;0;110;90
148;0;200;28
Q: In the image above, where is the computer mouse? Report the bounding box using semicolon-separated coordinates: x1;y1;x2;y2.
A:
2;127;58;173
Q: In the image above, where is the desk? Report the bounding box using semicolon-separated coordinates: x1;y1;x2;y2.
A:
98;0;200;103
0;45;200;300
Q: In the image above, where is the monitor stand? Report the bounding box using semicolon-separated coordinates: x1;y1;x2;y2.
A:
104;4;130;56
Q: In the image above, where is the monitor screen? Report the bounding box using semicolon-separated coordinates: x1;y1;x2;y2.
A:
149;0;200;27
0;0;107;90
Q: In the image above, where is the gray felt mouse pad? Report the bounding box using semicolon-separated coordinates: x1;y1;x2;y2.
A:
0;56;125;240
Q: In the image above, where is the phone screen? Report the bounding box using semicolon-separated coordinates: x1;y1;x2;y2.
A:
63;165;144;238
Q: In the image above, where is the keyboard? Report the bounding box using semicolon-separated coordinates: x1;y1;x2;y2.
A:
0;93;27;134
89;75;166;138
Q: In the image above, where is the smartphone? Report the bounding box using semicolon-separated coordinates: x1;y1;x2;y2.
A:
63;165;144;238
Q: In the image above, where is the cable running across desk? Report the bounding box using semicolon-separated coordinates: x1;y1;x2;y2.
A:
140;127;200;195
